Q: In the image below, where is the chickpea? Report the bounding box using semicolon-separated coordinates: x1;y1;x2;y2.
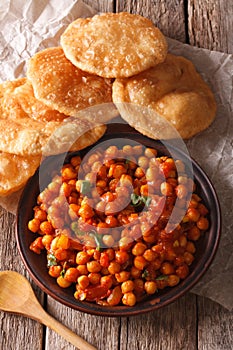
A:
197;217;209;230
48;265;62;278
105;215;118;227
54;248;68;261
108;261;121;274
28;218;41;233
121;280;134;294
134;167;145;178
144;148;157;158
88;273;101;285
123;145;133;155
87;261;102;273
134;279;144;293
42;235;53;249
102;234;115;247
77;265;88;275
197;203;209;216
176;264;189;279
132;242;147;256
64;268;79;283
160;262;175;275
115;271;131;283
183;252;194;265
56;235;70;250
109;164;127;179
144;281;157;294
160;182;174;196
179;235;187;248
187;208;200;222
100;275;113;289
138;156;149;169
78;275;89;289
50;236;59;251
105;145;118;157
186;241;196;254
76;251;90;265
115;251;129;265
34;208;47;222
140;184;148;196
143;249;157;262
187;226;201;241
70;155;81;167
61;166;77;180
134;256;147;271
130;266;142;279
57;276;72;288
175;184;188;199
146;167;157;182
119;236;133;251
167;275;180;287
78;204;94;219
105;248;115;261
122;292;136;306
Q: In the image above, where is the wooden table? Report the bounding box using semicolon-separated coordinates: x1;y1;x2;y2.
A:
0;1;232;349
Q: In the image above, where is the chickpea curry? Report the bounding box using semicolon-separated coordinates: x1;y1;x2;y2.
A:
28;143;209;307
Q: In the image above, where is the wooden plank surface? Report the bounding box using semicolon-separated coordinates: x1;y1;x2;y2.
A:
0;209;44;350
188;0;233;53
0;1;232;350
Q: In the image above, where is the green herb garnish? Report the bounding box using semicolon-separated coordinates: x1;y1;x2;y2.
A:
89;232;103;251
142;269;150;278
131;193;151;208
47;253;57;267
80;180;91;195
71;222;85;236
156;275;169;281
60;267;66;278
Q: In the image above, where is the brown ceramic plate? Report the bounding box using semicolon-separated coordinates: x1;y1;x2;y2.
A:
16;122;221;317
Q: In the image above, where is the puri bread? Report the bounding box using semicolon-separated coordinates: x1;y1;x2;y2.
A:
0;78;107;156
27;47;116;121
60;12;168;78
0;152;41;196
112;54;217;139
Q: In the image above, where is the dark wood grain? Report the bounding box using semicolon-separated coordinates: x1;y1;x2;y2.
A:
197;297;233;350
188;0;233;53
82;0;114;13
0;208;44;350
120;294;197;350
0;1;232;350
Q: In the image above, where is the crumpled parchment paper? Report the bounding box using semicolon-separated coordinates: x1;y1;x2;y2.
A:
0;0;232;310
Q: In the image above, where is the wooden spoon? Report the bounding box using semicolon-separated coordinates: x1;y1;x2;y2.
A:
0;270;96;350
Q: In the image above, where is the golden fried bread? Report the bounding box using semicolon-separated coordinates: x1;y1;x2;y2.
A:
0;152;41;196
0;78;107;156
112;54;217;139
42;118;106;156
27;47;116;121
61;12;168;78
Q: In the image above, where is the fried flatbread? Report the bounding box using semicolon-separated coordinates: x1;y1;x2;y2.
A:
0;152;41;196
2;79;68;123
0;78;107;156
60;12;168;78
27;47;116;121
112;54;217;139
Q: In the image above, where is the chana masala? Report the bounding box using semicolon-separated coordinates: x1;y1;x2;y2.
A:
28;143;209;307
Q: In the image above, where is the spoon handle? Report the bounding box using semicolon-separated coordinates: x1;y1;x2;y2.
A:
35;307;97;350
